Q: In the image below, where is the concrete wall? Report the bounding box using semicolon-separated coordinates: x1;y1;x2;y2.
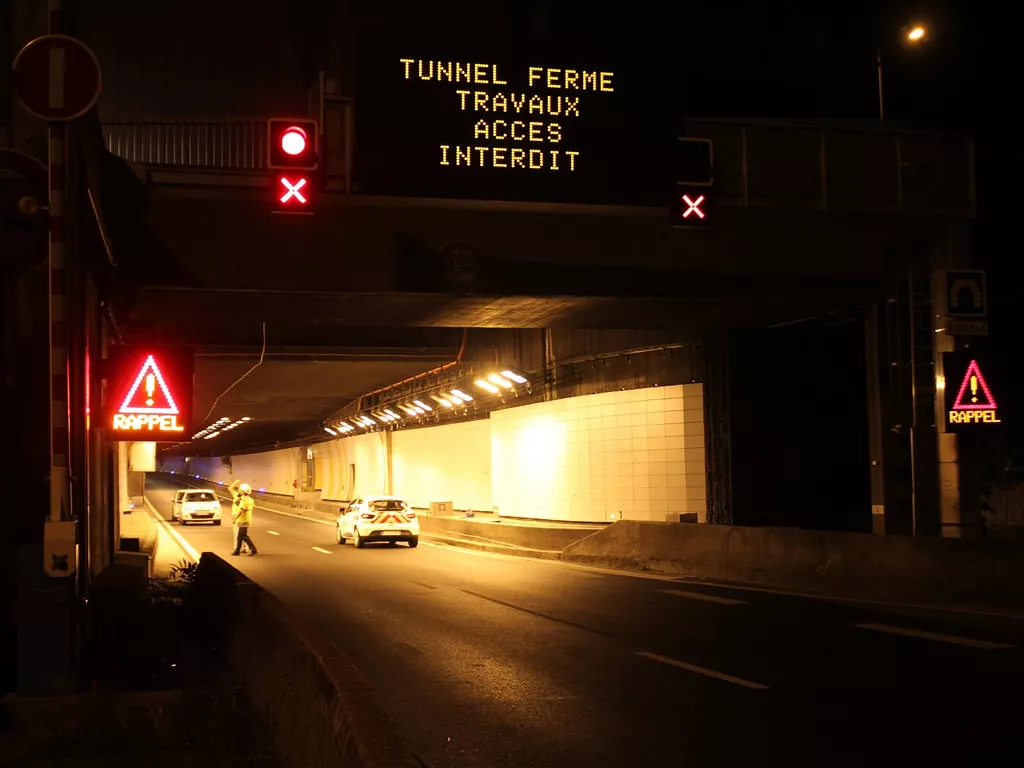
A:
491;384;705;522
159;448;301;496
317;432;390;501
160;384;704;523
562;520;1024;606
392;420;492;512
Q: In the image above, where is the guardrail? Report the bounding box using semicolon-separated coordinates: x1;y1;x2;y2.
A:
684;120;974;216
103;120;270;170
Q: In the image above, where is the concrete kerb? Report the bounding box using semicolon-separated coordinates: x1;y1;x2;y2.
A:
422;533;563;560
194;553;429;768
562;520;1024;607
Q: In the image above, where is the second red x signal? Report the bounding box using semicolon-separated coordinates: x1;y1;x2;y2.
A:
671;186;711;228
272;173;315;215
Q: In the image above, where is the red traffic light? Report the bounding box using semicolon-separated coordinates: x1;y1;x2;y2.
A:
267;118;319;170
280;126;307;156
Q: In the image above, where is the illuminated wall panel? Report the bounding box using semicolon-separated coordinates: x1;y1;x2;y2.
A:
157;385;706;523
490;384;705;523
392;420;492;512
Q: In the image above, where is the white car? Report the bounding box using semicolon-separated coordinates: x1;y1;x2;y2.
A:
336;495;419;548
171;489;223;525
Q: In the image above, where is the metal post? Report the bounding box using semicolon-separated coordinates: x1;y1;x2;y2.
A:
876;49;885;123
48;0;71;530
907;268;918;535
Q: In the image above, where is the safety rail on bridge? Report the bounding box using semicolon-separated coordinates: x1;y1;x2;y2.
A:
96;116;973;217
683;120;975;217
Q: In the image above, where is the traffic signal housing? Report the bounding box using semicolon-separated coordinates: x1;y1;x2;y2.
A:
672;137;713;228
267;118;320;170
268;118;319;214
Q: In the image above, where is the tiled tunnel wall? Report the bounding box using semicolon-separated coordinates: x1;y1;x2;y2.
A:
159;383;705;523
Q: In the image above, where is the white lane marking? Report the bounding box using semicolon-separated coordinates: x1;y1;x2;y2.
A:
312;546;333;555
659;588;746;605
636;651;769;690
267;530;280;536
664;578;1024;620
143;497;199;562
851;623;1015;650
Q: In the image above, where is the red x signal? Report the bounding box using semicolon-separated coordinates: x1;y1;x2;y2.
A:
681;194;705;219
279;176;307;204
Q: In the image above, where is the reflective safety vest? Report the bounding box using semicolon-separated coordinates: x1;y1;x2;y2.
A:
233;495;254;525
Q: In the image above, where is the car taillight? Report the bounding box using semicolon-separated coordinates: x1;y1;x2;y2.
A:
406;512;417;519
360;513;374;520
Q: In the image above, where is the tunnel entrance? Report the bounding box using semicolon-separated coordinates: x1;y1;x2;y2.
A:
729;312;872;532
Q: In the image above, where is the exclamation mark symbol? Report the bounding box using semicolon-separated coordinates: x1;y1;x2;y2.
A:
145;373;155;406
970;375;978;404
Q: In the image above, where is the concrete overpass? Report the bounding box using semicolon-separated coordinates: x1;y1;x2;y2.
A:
2;0;978;698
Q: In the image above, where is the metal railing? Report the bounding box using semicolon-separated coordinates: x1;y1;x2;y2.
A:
684;119;975;216
103;120;270;170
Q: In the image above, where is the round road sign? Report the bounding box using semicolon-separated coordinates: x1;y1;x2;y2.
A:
13;34;102;122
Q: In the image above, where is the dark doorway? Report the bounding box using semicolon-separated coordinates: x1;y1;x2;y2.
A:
729;313;872;532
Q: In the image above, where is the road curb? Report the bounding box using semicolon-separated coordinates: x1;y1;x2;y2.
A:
421;534;562;560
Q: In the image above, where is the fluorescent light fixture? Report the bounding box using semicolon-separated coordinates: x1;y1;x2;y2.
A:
487;374;513;389
324;427;337;435
385;409;402;419
413;400;433;411
475;379;500;394
451;389;472;402
502;370;527;384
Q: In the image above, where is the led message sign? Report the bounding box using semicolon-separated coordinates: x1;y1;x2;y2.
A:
354;39;668;206
943;355;1003;430
105;348;193;442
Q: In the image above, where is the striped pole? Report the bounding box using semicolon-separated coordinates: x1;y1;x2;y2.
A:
49;0;70;525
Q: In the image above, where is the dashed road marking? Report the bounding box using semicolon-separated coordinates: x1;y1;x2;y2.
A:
267;530;280;536
659;588;746;605
636;651;769;690
312;546;333;555
851;623;1015;650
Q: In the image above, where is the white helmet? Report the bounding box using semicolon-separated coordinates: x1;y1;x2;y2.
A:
239;483;251;494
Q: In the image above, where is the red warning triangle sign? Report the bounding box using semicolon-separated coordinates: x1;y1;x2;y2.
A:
118;355;181;416
951;359;997;410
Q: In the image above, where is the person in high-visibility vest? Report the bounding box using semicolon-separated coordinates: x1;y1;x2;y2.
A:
228;480;257;556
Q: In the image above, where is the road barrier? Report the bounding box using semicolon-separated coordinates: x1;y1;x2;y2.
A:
193;553;429;768
562;521;1024;607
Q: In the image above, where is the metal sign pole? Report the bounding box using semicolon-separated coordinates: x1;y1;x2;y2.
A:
48;0;71;530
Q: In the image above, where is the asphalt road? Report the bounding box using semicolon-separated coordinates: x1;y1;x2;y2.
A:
146;477;1024;767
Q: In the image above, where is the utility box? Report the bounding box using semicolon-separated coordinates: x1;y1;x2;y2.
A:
429;501;453;517
43;520;77;577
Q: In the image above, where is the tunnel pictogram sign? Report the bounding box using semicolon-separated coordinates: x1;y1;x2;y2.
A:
948;359;1000;425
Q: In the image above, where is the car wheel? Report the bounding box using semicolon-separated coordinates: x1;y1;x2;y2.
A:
408;537;419;548
180;520;187;526
353;528;365;549
336;525;344;545
214;520;222;526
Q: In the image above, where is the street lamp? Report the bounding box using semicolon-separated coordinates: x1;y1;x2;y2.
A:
877;24;929;122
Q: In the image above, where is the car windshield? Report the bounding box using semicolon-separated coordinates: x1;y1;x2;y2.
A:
186;492;216;502
370;499;406;511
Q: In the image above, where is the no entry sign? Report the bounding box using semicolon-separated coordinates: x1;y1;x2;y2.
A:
13;35;102;121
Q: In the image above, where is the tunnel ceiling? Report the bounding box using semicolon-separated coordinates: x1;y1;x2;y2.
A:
126;277;881;342
161;356;455;457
